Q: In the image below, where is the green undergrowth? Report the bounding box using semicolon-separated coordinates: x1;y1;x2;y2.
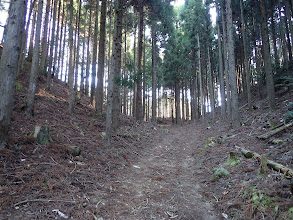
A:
211;167;229;182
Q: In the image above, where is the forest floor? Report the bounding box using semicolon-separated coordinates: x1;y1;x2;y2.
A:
0;71;293;220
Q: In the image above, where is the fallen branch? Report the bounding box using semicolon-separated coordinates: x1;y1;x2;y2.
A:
236;146;293;179
257;122;293;140
13;199;76;207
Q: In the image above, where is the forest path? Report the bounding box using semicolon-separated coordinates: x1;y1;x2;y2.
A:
104;125;220;219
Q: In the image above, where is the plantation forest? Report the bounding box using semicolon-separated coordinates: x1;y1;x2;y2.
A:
0;0;293;219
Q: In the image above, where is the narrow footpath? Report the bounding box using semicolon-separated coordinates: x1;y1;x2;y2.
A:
101;125;220;219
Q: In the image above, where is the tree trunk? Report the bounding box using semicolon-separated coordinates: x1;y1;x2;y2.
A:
197;35;205;121
216;14;226;118
175;79;181;125
151;20;157;123
40;0;50;71
18;0;36;73
46;0;57;91
222;6;231;119
57;0;65;78
95;0;107;113
260;0;276;109
240;0;252;110
26;0;43;115
106;0;123;146
132;25;137;117
143;28;146;120
91;1;99;105
68;0;74;114
269;2;279;68
27;5;36;59
181;85;185;121
80;10;86;93
53;0;61;74
0;0;27;149
136;5;143;121
278;4;289;68
85;9;92;96
185;85;189;121
226;0;240;127
60;19;66;81
207;49;215;120
74;0;82;92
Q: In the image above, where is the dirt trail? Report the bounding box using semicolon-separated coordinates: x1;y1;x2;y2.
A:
103;125;220;219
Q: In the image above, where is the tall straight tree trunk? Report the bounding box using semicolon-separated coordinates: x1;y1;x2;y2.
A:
96;0;107;113
226;0;240;127
136;5;143;121
217;17;226;117
132;25;137;117
151;20;157;123
91;1;99;105
181;85;185;121
185;85;189;121
284;8;293;61
143;28;146;120
106;0;123;146
278;3;289;68
74;0;82;92
175;78;181;125
53;0;61;73
68;0;74;114
85;9;92;96
269;3;279;68
57;0;65;78
46;0;57;91
18;0;36;73
260;0;276;109
0;0;27;149
40;0;50;70
222;4;231;119
107;0;113;102
27;0;43;115
60;21;66;80
197;35;204;121
80;10;87;94
240;0;252;110
207;49;215;120
27;5;36;59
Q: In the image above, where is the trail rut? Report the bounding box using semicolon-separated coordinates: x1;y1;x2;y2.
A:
103;125;220;219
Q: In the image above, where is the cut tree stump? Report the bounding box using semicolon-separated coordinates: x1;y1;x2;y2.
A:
236;146;293;179
257;122;293;140
33;126;53;145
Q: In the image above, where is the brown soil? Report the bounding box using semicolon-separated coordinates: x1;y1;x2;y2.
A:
0;72;292;219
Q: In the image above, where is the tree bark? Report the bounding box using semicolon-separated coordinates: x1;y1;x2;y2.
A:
68;0;74;114
226;0;240;127
207;49;215;120
136;5;143;121
96;0;107;113
27;5;37;59
26;0;43;115
197;35;204;121
216;14;226;118
106;0;123;146
46;0;57;91
260;0;276;109
85;9;92;96
175;78;181;125
240;0;252;110
222;6;231;119
91;0;99;105
74;0;82;92
40;0;50;71
0;0;27;149
151;20;157;123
